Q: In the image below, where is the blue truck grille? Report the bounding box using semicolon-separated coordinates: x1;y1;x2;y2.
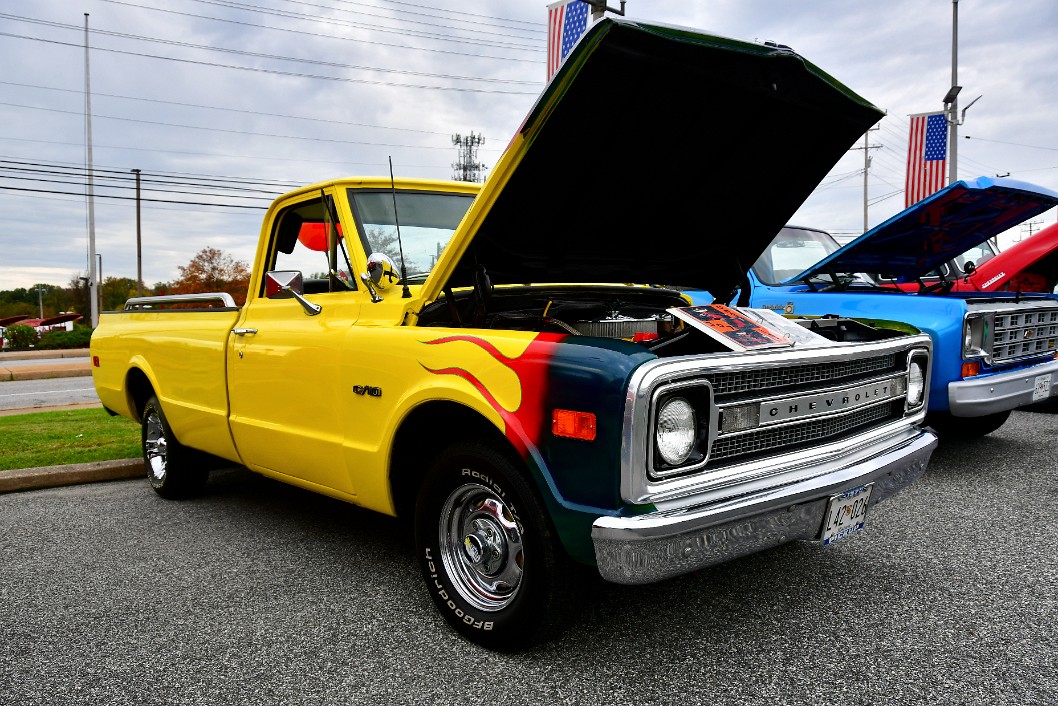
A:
992;308;1058;363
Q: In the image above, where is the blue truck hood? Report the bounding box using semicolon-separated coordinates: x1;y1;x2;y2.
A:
791;176;1058;284
425;18;885;301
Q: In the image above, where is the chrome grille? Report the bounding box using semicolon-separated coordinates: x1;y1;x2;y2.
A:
708;353;897;398
992;308;1058;363
709;401;899;464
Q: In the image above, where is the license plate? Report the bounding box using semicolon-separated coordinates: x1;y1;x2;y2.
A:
822;483;873;546
1033;373;1051;402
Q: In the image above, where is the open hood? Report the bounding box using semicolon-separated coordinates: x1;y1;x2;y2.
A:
968;220;1058;291
420;17;884;303
792;176;1058;284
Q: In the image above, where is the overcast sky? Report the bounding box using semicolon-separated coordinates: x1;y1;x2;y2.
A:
2;0;1056;291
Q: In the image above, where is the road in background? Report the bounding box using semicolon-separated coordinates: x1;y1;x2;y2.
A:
0;376;99;411
1;409;1056;705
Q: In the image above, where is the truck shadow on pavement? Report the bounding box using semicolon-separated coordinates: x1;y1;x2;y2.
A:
181;464;929;659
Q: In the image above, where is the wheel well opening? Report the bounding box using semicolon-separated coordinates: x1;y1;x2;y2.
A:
389;402;509;522
125;368;155;423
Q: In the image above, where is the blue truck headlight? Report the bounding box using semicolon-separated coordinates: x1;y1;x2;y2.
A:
655;397;696;465
962;314;990;359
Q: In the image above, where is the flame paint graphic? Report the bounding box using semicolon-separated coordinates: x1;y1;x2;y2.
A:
421;333;566;457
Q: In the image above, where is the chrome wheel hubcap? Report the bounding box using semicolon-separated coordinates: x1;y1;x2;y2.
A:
144;411;168;484
440;483;524;612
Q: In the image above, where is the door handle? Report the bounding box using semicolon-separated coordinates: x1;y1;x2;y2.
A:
232;328;258;336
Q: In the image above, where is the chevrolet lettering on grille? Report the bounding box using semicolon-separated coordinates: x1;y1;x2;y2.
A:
760;376;903;423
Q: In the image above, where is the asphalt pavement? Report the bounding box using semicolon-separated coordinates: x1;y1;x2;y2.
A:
1;408;1056;705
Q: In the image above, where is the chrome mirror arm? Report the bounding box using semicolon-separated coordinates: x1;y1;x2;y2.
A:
285;286;322;316
360;273;383;303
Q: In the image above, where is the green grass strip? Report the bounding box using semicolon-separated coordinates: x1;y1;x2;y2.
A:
0;409;140;471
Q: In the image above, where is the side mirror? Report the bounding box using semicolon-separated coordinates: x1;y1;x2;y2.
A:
366;252;399;290
264;270;321;316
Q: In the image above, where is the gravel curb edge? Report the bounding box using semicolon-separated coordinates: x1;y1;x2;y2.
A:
0;459;144;494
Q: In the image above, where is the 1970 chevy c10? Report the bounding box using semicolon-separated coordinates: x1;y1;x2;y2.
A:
91;18;937;649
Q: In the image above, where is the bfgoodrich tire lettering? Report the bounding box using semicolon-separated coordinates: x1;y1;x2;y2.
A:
414;440;570;650
141;395;209;499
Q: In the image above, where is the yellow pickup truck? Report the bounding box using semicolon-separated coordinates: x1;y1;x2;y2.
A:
92;18;937;649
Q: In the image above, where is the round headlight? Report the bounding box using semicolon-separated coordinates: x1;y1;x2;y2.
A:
908;358;926;407
656;397;697;466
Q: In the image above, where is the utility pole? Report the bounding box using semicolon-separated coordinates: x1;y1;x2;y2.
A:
584;0;626;21
37;286;44;319
943;0;981;188
132;168;143;296
84;13;99;328
451;132;487;183
851;127;881;232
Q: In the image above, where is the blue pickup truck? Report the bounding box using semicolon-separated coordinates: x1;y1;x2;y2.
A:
690;176;1058;436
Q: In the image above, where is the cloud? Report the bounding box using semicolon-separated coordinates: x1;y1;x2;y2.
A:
2;0;1056;291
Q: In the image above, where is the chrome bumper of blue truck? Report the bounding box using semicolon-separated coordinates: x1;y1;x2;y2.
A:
948;357;1058;417
591;428;937;585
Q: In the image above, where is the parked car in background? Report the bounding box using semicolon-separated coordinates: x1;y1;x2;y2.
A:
688;177;1058;437
880;220;1058;295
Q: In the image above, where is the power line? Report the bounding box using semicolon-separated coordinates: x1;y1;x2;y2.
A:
0;136;451;171
965;135;1058;153
99;0;542;53
0;15;540;86
0;100;458;150
323;0;543;31
0;80;459;138
226;0;544;37
0;173;278;201
0;184;268;209
0;32;541;95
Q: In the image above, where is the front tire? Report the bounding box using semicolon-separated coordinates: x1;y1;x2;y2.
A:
927;409;1011;438
141;395;209;499
414;441;570;650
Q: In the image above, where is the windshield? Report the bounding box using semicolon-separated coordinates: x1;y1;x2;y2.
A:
752;226;842;285
953;240;998;275
349;190;475;282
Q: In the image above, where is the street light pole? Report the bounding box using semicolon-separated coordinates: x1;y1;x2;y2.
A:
949;0;959;185
84;13;99;328
37;286;44;319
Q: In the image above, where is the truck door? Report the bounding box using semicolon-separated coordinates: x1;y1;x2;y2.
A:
227;191;362;495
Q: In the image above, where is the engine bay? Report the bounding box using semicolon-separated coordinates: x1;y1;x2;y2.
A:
417;284;905;356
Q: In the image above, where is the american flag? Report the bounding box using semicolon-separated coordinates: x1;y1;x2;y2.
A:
905;111;948;207
547;0;591;81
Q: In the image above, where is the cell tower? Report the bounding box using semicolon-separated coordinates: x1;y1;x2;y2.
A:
452;132;486;183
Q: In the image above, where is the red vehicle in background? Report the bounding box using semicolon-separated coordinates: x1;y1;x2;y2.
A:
880;220;1058;294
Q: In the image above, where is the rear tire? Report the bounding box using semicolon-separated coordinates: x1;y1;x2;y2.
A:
414;440;571;651
141;395;209;499
927;410;1011;438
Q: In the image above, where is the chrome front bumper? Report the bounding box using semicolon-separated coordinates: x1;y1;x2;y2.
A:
948;357;1058;417
591;428;937;585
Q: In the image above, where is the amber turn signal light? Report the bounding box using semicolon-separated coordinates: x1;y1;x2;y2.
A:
551;409;596;441
961;361;980;378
